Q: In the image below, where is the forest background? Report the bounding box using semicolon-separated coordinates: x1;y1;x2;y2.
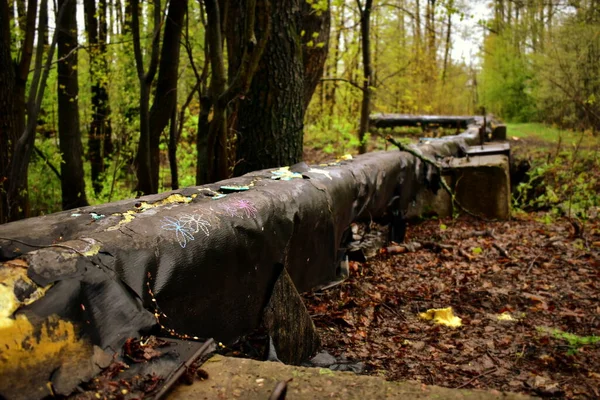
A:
0;0;599;223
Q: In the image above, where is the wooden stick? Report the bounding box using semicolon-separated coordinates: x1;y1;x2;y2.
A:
456;367;498;389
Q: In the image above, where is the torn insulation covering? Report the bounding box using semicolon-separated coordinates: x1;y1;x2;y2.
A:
0;127;481;398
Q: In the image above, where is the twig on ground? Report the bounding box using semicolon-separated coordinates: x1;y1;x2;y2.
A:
492;242;511;259
422;241;454;252
526;256;540;274
458;248;474;261
456;367;498;389
472;229;498;239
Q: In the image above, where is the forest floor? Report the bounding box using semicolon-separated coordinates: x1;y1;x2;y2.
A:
302;127;600;398
303;215;600;398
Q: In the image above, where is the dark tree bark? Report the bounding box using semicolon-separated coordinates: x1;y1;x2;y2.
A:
131;0;161;195
147;0;187;192
168;106;179;190
0;0;18;223
204;0;228;182
442;4;452;84
84;0;113;194
99;0;113;158
357;0;373;155
233;0;306;176
300;0;330;111
57;0;88;209
194;5;211;186
0;0;41;222
197;0;270;182
325;2;344;125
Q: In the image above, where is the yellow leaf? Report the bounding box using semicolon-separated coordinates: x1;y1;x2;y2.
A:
497;312;515;321
419;307;462;328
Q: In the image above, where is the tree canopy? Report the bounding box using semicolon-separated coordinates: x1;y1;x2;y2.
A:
0;0;598;223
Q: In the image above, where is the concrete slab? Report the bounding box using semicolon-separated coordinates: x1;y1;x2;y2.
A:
450;155;511;220
466;143;510;157
170;355;532;399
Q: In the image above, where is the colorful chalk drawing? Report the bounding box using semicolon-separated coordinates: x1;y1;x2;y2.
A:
160;213;211;248
221;199;258;219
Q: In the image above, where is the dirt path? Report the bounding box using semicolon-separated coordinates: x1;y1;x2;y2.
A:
303;215;600;398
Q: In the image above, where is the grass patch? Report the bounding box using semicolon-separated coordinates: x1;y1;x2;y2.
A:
538;327;600;354
507;122;598;148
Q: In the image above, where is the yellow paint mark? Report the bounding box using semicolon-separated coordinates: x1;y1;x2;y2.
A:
0;314;90;398
0;264;49;328
82;243;101;257
0;284;18;329
419;307;462;328
0;315;83;368
144;193;196;208
106;194;196;231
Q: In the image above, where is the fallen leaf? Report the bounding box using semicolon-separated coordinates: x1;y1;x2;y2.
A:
419;307;462;328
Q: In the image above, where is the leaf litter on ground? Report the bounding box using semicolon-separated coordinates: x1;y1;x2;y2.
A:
303;212;600;399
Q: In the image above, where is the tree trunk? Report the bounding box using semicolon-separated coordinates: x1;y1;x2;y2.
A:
204;0;228;182
326;2;344;125
131;0;161;195
99;0;113;159
168;106;179;190
1;0;41;222
357;0;373;155
57;0;88;210
233;0;305;176
84;0;104;194
442;6;452;84
148;0;187;191
0;0;18;223
300;0;330;111
196;94;211;185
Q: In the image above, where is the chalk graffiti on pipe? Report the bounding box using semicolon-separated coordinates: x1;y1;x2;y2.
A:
160;214;211;248
220;199;258;219
160;199;258;248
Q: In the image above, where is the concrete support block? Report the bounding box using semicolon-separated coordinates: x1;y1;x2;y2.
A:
492;124;507;141
450;155;511;220
406;175;453;219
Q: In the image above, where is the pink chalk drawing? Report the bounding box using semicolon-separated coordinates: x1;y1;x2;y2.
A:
221;199;258;219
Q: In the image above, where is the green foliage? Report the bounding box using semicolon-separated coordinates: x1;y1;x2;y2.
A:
24;0;207;215
531;17;600;132
480;2;600;131
305;1;476;156
512;129;600;220
479;31;536;122
305;114;361;155
538;327;600;355
28;140;63;215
